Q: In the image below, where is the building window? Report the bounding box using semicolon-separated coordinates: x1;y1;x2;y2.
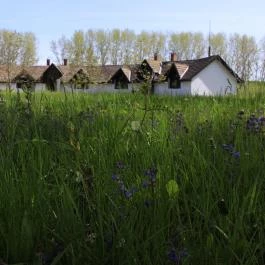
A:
72;82;88;89
169;76;181;89
16;80;35;90
71;72;89;89
16;82;22;89
115;79;128;89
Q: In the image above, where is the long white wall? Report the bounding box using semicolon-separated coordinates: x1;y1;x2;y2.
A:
191;60;237;96
0;83;16;91
154;81;191;95
0;82;46;92
58;83;134;93
35;83;46;92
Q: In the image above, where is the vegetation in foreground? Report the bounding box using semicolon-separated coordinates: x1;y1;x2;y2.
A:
0;83;265;264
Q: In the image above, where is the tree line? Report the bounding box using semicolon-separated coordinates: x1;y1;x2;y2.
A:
1;29;265;80
0;30;37;66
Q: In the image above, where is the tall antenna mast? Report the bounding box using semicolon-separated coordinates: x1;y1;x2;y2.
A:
208;20;211;57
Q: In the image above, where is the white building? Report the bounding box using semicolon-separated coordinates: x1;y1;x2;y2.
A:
0;54;242;95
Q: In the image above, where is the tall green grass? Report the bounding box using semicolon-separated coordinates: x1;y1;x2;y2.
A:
0;85;265;264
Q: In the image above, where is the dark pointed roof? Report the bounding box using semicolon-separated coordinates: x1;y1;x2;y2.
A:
164;55;242;83
0;55;242;85
109;67;132;82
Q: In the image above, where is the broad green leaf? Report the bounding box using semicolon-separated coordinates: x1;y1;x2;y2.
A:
166;179;179;198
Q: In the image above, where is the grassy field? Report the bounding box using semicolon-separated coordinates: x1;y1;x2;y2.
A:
0;83;265;264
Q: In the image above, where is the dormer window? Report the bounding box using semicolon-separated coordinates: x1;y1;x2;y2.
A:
110;68;130;89
14;74;35;90
72;73;89;89
115;78;128;89
169;75;181;89
137;60;153;81
167;63;181;89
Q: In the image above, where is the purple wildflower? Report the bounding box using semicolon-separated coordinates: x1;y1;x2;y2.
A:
118;180;126;193
124;190;133;199
222;144;234;152
116;161;125;169
232;151;240;159
124;187;138;200
144;167;157;179
246;114;265;133
144;167;157;187
112;174;119;181
142;180;150;189
144;199;153;208
167;248;188;264
222;144;240;160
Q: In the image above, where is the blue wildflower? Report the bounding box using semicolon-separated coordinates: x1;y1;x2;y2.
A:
124;190;133;199
142;180;150;189
144;167;157;179
116;161;125;169
118;180;126;193
124;187;138;200
130;186;138;194
167;248;188;264
246;114;265;133
144;199;153;208
112;174;119;181
144;167;157;187
168;248;178;263
232;151;240;159
222;144;240;160
222;144;234;152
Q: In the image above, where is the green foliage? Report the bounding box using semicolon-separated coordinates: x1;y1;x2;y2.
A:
0;85;265;264
166;180;179;198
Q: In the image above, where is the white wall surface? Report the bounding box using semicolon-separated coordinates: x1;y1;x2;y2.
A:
0;83;7;90
154;81;191;95
0;83;16;91
35;83;46;92
191;60;237;96
0;82;46;92
58;83;133;93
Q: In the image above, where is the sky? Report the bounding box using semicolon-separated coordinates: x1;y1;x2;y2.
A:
1;0;264;64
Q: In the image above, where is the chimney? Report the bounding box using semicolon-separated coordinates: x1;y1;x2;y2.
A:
63;59;68;66
47;59;50;66
170;52;177;62
154;52;158;61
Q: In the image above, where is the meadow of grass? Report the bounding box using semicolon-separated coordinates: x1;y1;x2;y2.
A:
0;83;265;264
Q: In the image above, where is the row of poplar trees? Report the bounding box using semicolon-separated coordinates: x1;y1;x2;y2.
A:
1;29;265;81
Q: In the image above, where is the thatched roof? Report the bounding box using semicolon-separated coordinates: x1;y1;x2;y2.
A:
0;55;242;84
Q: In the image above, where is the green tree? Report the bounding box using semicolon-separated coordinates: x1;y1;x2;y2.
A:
69;30;87;65
210;32;227;59
227;33;258;80
50;35;70;64
0;30;22;90
19;32;37;66
109;29;122;65
120;29;135;64
95;30;110;65
85;30;97;65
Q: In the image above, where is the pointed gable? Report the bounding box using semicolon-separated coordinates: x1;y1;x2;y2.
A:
109;67;131;83
165;63;180;80
179;55;242;82
145;59;162;74
13;69;35;82
70;68;89;83
137;60;154;81
41;63;63;82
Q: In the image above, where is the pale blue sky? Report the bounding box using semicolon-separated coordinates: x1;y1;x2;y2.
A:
1;0;264;64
